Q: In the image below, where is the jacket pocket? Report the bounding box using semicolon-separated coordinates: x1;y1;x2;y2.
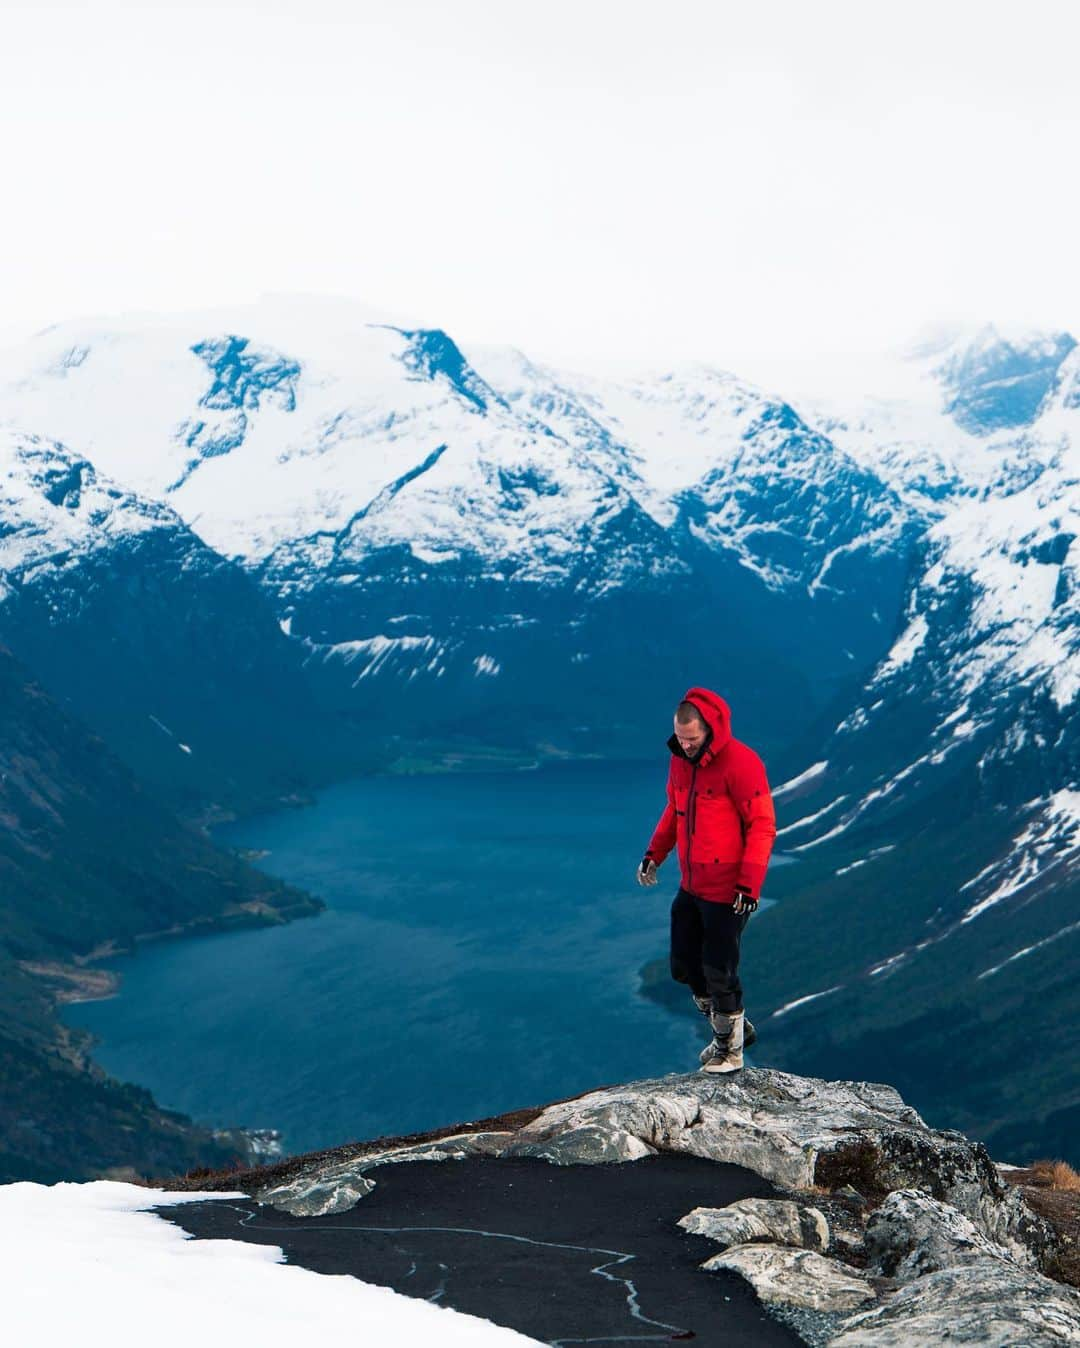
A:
691;794;743;862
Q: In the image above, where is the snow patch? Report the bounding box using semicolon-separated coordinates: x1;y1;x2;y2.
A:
305;633;440;684
978;919;1080;980
875;612;928;678
772;761;827;800
960;790;1080;924
775;796;848;839
835;844;896;876
788;819;853;853
771;985;844;1018
0;1181;538;1347
868;952;909;978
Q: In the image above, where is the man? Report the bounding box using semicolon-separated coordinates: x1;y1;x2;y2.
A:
637;686;777;1073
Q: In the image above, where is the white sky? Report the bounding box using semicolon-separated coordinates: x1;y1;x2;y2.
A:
2;0;1079;371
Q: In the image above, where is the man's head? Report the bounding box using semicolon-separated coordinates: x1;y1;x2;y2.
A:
674;701;709;759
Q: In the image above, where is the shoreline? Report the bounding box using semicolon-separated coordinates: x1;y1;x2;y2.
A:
185;745;620;833
44;751;659;1175
19;960;121;1005
17;897;328;1170
41;895;327;1007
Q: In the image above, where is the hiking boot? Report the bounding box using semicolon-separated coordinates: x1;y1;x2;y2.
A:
699;1021;756;1063
694;993;755;1059
701;1009;745;1074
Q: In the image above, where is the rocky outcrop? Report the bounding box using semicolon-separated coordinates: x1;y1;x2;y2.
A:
679;1197;829;1252
829;1259;1080;1346
692;1185;1078;1347
702;1245;877;1312
249;1068;1069;1345
258;1131;513;1217
866;1188;1024;1279
258;1067;999;1216
500;1069;924;1185
500;1068;1042;1255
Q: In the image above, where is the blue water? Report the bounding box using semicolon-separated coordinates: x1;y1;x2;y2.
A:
64;759;783;1155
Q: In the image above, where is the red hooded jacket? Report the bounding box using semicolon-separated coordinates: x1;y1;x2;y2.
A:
645;686;777;903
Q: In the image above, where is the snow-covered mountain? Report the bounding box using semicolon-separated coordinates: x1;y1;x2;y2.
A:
0;297;919;761
3;299;1075;817
780;322;1077;511
0;425;355;812
743;327;1080;1159
4;300;1078;893
4;298;1080;1160
780;338;1080;848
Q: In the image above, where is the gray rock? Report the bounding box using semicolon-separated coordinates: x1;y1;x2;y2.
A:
865;1189;1020;1281
502;1122;655;1165
772;1304;854;1348
831;1229;866;1258
679;1197;829;1252
501;1068;1040;1258
501;1069;927;1190
975;1181;1059;1270
703;1243;878;1313
262;1169;376;1217
257;1130;513;1216
828;1257;1080;1346
249;1069;1053;1289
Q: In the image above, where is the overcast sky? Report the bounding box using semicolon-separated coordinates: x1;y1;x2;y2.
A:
2;0;1078;371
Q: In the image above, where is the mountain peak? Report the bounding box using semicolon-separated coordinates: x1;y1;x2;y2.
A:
906;321;1077;436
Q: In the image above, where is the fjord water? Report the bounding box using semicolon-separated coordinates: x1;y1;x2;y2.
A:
64;759;762;1155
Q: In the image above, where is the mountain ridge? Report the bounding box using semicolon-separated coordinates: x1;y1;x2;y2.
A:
3;298;1079;1180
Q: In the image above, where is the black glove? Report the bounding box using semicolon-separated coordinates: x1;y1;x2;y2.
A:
636;855;659;887
733;887;758;916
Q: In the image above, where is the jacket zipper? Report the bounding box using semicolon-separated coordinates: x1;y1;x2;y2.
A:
687;762;698;895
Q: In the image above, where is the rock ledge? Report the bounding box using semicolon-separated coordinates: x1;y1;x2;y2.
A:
252;1068;1074;1345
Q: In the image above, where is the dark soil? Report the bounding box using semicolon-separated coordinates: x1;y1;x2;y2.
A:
159;1152;807;1347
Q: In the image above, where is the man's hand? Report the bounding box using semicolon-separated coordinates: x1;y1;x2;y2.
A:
636;856;659;887
733;887;758;916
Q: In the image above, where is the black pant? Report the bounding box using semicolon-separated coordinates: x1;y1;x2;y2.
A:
670;887;749;1014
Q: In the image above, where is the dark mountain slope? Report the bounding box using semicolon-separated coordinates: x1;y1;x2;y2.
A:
0;643;321;1180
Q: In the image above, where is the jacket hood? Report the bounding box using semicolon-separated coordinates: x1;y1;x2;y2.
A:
668;685;733;766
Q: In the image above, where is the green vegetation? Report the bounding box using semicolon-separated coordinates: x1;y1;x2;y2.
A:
0;645;323;1182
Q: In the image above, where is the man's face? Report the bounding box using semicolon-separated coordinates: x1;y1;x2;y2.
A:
674;714;708;759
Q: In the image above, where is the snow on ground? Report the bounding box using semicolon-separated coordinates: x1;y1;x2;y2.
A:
977;919;1080;981
299;633;442;684
835;844;895;877
867;952;910;978
770;986;844;1018
875;612;928;676
774;795;848;840
959;790;1080;925
787;817;853;852
0;1180;540;1348
772;760;828;799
